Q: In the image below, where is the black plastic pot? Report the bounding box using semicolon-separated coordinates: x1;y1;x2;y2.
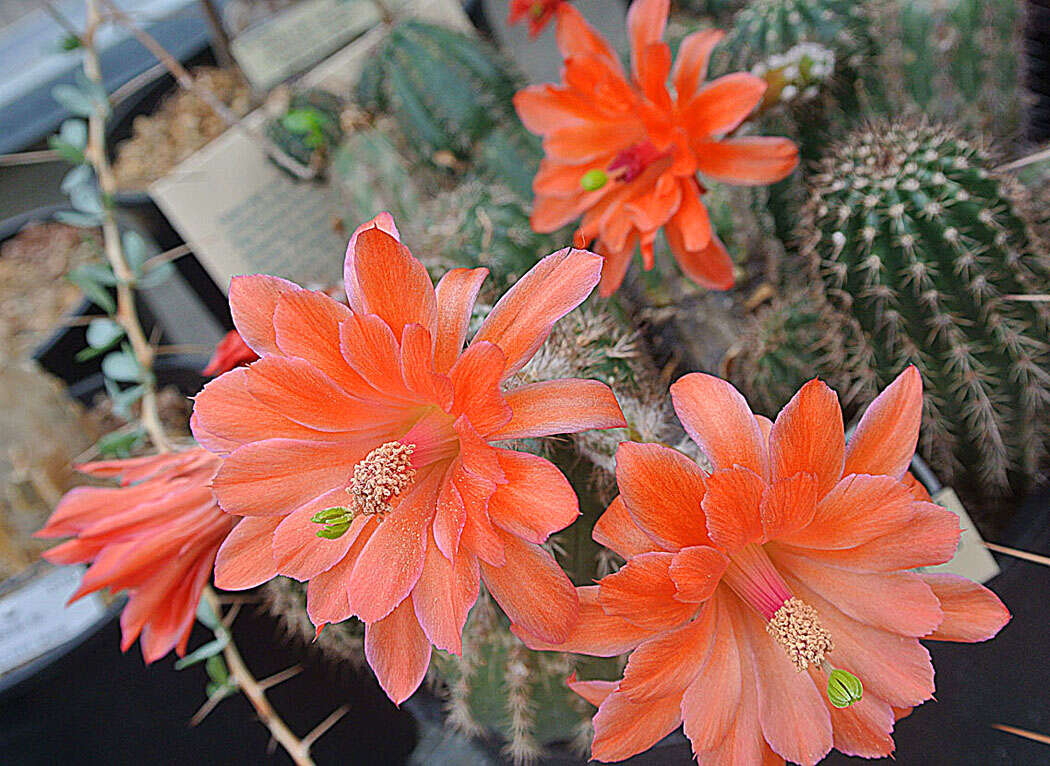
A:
1027;1;1050;141
0;204;163;387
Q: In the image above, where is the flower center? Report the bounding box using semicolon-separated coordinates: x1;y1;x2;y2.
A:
579;141;666;191
348;441;416;518
722;543;833;671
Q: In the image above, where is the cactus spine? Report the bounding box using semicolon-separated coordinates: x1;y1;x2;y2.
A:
801;120;1050;503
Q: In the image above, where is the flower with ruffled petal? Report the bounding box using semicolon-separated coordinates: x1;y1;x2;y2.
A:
508;0;566;37
37;449;234;663
514;367;1010;763
514;0;799;295
203;329;260;376
191;213;626;704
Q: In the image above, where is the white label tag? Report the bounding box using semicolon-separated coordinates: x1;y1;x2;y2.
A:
919;487;1001;584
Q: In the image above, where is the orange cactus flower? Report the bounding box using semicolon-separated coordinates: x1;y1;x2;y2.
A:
514;0;799;295
191;213;626;704
515;367;1010;764
36;449;235;663
508;0;566;37
203;329;259;376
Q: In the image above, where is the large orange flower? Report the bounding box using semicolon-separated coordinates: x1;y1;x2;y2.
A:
515;0;799;295
37;449;234;663
191;213;626;704
515;368;1010;763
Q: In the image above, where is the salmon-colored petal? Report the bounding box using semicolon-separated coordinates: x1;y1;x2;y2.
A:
669;545;728;602
591;689;681;763
212;438;362;516
545;121;637;163
785;574;935;708
599;551;697;631
637;42;673;111
747;608;833;766
670;372;768;477
567;672;617;706
772;549;943;637
668;225;735;290
790;501;960;571
213;516;280;590
491;379;626;440
779;474;917;550
672;29;724;100
620;600;716;701
473;247;603;378
682;73;766;138
701;467;765;551
365;596;431;705
343;212;400;312
352;227;437;340
844;366;923;479
514;84;592;134
531;190;593;233
811;668;896;759
667;178;712;252
512;585;653;655
487;450;578;543
480;531;579;644
627;0;669;80
272;489;363;580
228;274;299;356
449;341;512;435
400;324;453;409
554;4;623;74
769;379;844;495
433;464;466;561
682;593;742;751
345;471;440;622
596;237;637;297
625;169;681;231
593;496;663;558
759;473;820;542
433;267;488;374
615;441;712;550
918;573;1010;642
411;531;480;654
453;459;506;566
695;136;799;185
307;521;376;627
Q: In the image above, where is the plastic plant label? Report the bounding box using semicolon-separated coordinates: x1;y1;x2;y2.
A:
919;487;1001;584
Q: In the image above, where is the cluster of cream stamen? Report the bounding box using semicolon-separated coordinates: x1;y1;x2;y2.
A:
347;441;416;520
766;597;835;672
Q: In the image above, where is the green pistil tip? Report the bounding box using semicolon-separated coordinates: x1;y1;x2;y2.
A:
312;506;353;539
580;169;608;191
827;668;863;708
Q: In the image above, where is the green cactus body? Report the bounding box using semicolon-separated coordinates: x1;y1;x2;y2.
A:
356;22;517;164
266;89;344;169
474;123;543;204
802;121;1050;503
332;126;421;226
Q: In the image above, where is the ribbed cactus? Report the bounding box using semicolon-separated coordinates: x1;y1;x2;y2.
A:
356;22;517;164
265;89;344;171
474;123;543;204
801;120;1050;504
332;125;422;226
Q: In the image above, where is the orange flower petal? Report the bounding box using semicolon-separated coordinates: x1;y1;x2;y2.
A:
810;667;896;758
667;177;712;252
768;378;845;495
667;227;735;290
338;313;416;402
626;0;669;81
701;467;765;551
480;531;579;644
918;573;1011;642
682;73;767;138
433;267;488;373
670;373;768;477
228;274;299;356
213;438;363;516
554;4;623;73
487;449;579;543
531;190;593;232
681;593;742;751
597;236;637;297
593;496;663;558
637;42;673;111
620;600;716;701
342;212;399;312
567;672;617;706
843;366;923;479
399;323;453;408
449;341;512;434
591;690;682;763
599;551;698;631
615;441;712;550
759;473;820;542
669;545;728;602
351;227;437;340
472;247;602;377
695;136;799;185
213;516;280;589
411;530;480;654
271;489;364;581
492;379;626;440
453;459;506;566
749;605;833;766
514;84;593;134
545;121;639;163
306;528;374;626
271;288;364;395
672;29;724;101
512;585;653;655
364;596;431;705
433;464;466;560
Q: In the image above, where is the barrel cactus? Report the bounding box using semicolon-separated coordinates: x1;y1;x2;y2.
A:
356;21;517;165
266;89;344;171
801;120;1050;506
